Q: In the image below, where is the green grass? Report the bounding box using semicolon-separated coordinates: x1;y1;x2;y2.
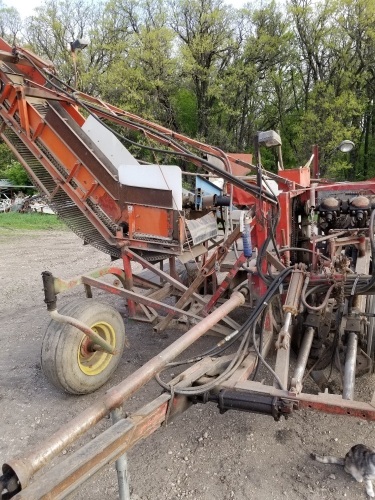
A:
0;212;67;231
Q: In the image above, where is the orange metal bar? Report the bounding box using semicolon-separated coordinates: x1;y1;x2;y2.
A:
122;253;136;317
3;291;245;489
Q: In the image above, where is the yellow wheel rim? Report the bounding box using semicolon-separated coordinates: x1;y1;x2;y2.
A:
78;321;116;376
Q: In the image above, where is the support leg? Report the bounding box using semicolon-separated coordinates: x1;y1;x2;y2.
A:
111;408;130;500
342;331;358;400
122;254;136;318
290;327;314;394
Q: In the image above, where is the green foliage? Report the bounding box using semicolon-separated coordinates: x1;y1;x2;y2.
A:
170;0;237;139
172;89;198;136
0;141;31;186
292;84;364;174
0;2;22;44
2;161;30;186
0;213;67;231
5;0;375;179
0;141;17;175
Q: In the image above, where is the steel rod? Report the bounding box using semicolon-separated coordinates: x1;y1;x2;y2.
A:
49;310;116;355
111;408;130;500
290;327;315;394
274;332;290;390
342;331;358;400
13;395;171;500
12;358;227;499
4;290;245;489
81;276;232;336
154;227;240;333
275;311;292;349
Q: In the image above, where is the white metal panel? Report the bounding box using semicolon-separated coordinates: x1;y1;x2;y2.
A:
82;115;139;169
118;164;182;210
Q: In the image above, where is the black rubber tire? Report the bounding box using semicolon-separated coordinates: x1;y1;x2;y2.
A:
41;300;126;394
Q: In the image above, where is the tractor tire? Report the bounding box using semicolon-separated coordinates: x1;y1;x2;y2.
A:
41;300;126;394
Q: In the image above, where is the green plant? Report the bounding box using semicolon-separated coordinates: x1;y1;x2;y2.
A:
0;213;67;231
2;161;30;186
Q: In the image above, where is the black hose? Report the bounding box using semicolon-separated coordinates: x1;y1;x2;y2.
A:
155;266;293;395
19;51;278;205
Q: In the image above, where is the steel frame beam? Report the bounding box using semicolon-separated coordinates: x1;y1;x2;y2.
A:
222;380;375;421
3;291;245;491
8;354;375;499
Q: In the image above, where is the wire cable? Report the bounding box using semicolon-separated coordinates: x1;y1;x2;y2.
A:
155;267;293;395
19;50;278;205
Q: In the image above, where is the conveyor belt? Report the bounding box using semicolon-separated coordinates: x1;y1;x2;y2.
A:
1;121;121;258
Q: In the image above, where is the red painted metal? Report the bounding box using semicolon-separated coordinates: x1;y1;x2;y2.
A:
3;291;245;489
3;35;375;500
298;395;375;421
122;254;136;317
204;252;247;313
229;381;375;422
278;166;311;187
0;40;275;262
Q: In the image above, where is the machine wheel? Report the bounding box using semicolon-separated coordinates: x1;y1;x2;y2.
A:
41;300;126;394
366;295;375;362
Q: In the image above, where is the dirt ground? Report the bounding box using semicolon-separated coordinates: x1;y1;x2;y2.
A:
1;228;375;500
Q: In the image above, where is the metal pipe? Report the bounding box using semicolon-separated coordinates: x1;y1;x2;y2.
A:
342;332;358;400
273;331;290;390
312;147;319;179
290;327;315;394
275;312;292;349
283;312;292;331
49;310;116;355
12;395;172;500
111;408;130;500
4;290;245;489
122;254;136;318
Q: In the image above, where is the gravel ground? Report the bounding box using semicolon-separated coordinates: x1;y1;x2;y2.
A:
1;228;375;500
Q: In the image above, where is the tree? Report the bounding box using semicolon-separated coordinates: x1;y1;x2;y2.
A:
24;0;105;90
287;0;375;178
225;1;293;153
6;0;375;179
169;0;237;139
0;2;22;45
95;0;180;126
336;0;375;179
0;141;30;185
3;161;30;186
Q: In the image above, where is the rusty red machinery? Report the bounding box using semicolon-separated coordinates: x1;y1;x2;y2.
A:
1;37;375;499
